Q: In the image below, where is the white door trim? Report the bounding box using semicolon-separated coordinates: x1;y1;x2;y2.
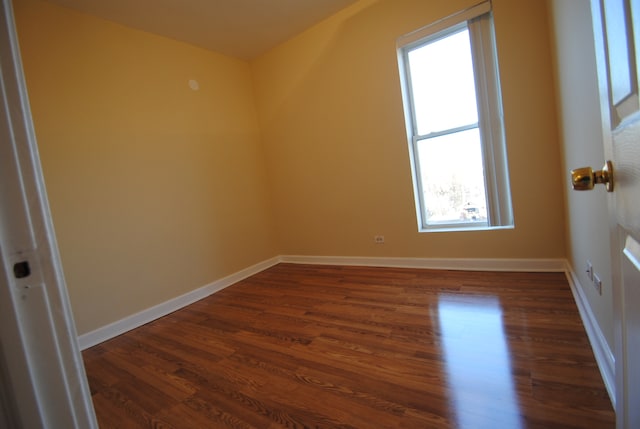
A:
0;0;97;427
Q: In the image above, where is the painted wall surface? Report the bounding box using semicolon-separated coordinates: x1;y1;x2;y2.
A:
13;0;570;336
13;0;278;334
548;0;613;350
252;0;566;259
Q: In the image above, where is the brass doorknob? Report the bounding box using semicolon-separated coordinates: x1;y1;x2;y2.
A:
571;160;614;192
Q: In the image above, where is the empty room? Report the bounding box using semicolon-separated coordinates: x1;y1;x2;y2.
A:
2;0;638;427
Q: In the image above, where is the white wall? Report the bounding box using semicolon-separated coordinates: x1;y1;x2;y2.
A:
548;1;613;354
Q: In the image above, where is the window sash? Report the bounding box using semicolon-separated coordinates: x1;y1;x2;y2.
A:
397;3;513;231
412;125;489;229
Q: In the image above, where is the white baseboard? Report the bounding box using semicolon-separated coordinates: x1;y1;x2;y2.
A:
77;256;281;350
280;255;567;272
77;253;615;407
564;262;616;407
78;255;564;350
284;254;615;404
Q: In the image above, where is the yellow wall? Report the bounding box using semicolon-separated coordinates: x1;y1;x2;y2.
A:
548;0;613;350
14;0;566;335
14;0;278;334
252;0;566;258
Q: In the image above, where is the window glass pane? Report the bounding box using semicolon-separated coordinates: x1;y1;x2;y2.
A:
408;28;479;135
603;0;633;105
398;9;512;231
417;128;487;225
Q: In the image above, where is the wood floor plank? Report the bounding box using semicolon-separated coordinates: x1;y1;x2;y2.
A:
83;263;615;428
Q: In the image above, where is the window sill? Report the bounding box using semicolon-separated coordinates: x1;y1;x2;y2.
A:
419;224;514;233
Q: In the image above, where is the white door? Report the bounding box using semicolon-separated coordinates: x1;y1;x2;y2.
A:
587;1;640;428
0;0;97;427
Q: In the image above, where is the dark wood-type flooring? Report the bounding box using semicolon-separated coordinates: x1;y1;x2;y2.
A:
83;263;615;428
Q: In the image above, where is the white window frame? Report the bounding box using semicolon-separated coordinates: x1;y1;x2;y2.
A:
397;2;513;232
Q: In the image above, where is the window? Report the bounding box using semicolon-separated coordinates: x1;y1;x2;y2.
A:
397;3;513;231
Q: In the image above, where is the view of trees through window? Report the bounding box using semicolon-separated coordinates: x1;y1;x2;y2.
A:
418;129;487;223
407;26;488;225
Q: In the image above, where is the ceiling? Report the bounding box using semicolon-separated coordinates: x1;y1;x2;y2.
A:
46;0;361;60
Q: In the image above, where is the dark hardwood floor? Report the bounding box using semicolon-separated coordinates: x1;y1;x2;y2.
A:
83;263;615;428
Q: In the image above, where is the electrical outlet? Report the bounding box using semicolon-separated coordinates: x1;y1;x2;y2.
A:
374;235;385;244
593;273;602;295
586;261;593;281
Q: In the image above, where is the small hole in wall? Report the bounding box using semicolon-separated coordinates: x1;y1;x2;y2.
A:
188;79;200;91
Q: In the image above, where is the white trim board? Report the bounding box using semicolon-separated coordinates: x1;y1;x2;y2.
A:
77;257;280;350
564;263;616;407
280;255;567;272
78;255;569;350
78;253;613;407
284;255;615;403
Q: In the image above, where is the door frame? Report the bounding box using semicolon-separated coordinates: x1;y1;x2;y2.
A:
0;0;97;427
